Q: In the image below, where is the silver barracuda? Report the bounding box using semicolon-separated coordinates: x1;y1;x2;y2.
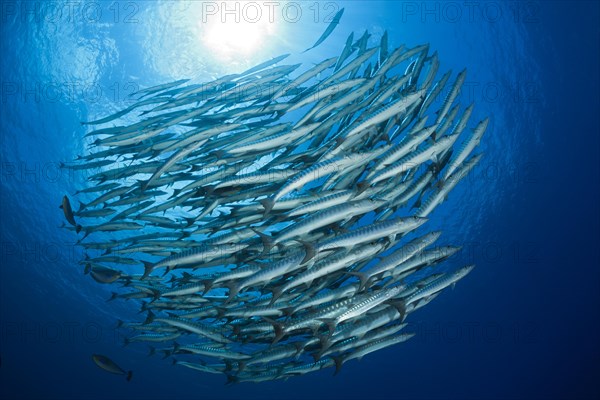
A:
64;27;487;383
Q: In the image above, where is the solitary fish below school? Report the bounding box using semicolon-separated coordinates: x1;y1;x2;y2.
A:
92;354;132;381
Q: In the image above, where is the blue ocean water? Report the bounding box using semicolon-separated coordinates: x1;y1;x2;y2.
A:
0;1;598;399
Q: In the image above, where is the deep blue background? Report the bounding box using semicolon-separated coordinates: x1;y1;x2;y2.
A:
1;1;599;399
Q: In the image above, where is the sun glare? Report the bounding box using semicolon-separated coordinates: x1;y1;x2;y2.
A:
200;15;276;61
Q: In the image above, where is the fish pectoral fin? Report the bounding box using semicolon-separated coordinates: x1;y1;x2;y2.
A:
332;355;344;376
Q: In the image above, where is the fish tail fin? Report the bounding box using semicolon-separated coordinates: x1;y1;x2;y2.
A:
237;361;246;373
275;365;287;379
411;191;425;209
332;355;344;375
312;337;330;362
107;292;118;302
259;100;272;112
203;185;216;197
318;318;337;338
139;179;149;193
311;351;321;363
223;361;233;373
201;279;214;294
170;188;182;199
334;136;346;147
292;342;304;359
161;350;171;359
148;288;161;302
116;319;124;328
259;198;275;217
251;227;274;254
215;306;228;319
141;261;154;280
269;287;284;305
319;334;333;353
123;337;130;347
225;374;239;385
232;325;241;337
147;346;155;357
390;300;407;322
281;306;296;317
183;216;196;227
78;201;87;212
172;342;181;353
75;224;82;234
143;310;155;325
262;316;285;345
434;179;445;190
161;266;172;278
345;271;370;291
355;181;370;195
126;371;133;381
171;358;178;366
212;149;228;160
295;239;316;264
224;282;240;303
271;325;285;345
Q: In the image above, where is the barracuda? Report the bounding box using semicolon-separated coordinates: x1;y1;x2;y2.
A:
370;125;438;174
272;244;383;302
351;231;442;289
263;155;369;214
315;216;427;253
403;265;474;307
64;25;487;383
151;315;232;344
323;284;406;332
417;153;482;217
443;118;488;180
142;243;249;279
370;133;458;184
320;48;379;88
287;190;356;217
174;343;250;360
270;199;384;249
333;333;415;374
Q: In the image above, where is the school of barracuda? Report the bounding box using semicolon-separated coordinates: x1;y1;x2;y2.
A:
61;17;487;383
